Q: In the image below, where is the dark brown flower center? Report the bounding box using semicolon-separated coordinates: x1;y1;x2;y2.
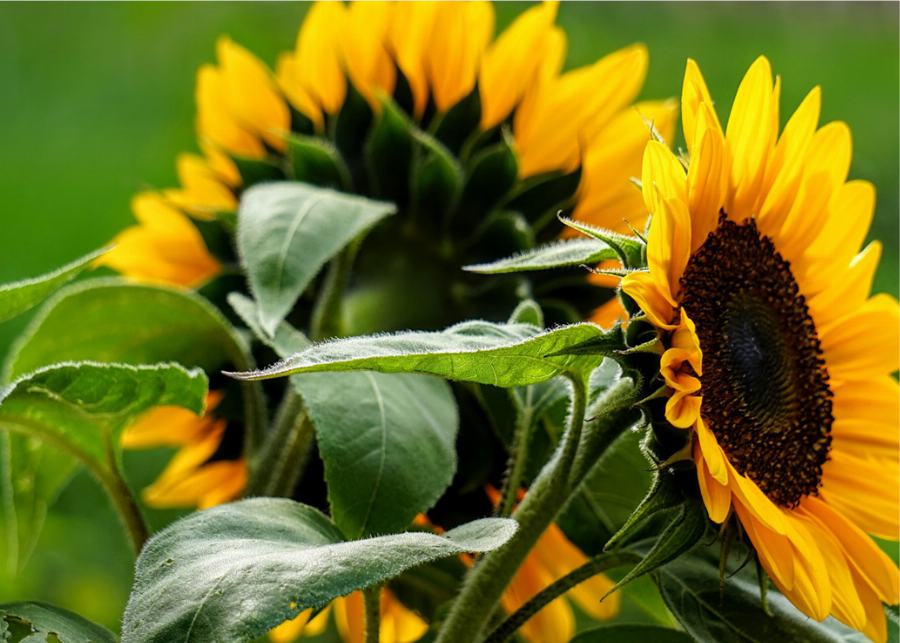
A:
679;215;833;507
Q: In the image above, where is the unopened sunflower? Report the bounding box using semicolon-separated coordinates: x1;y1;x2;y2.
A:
622;56;899;641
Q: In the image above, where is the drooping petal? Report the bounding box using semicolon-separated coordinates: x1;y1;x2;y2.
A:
164;154;238;218
620;270;676;329
479;1;559;129
389;1;439;118
695;445;731;523
427;1;493;112
216;37;290;152
733;500;795;591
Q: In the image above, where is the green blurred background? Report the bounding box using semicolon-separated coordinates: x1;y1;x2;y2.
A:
0;1;896;633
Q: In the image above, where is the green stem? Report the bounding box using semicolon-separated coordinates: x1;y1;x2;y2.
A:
363;586;381;643
101;435;149;555
435;375;588;643
497;389;534;517
245;388;314;498
483;551;641;643
310;244;358;341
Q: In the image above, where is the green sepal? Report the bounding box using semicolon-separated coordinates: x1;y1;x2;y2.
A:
604;501;708;599
503;167;581;232
456;130;518;226
231;155;285;187
411;130;464;223
287;133;352;190
431;88;481;155
192;217;236;265
605;470;687;550
558;215;646;269
332;82;374;191
464;237;619;275
465;210;534;261
366;95;414;204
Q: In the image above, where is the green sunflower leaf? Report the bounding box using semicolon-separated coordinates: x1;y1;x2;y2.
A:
457;131;518;224
0;601;116;643
0;362;207;573
237;182;396;337
558;215;646;268
5;279;251;380
658;549;873;642
0;246;109;324
463;238;619;274
294;371;458;539
121;498;517;643
230;292;459;540
229;320;620;387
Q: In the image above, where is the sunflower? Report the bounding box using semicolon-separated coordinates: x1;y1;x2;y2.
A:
101;0;675;324
102;0;673;528
621;56;899;641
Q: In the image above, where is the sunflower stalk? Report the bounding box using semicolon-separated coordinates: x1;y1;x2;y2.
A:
244;388;314;498
309;241;359;341
364;586;381;643
482;550;642;643
436;375;640;643
497;388;535;517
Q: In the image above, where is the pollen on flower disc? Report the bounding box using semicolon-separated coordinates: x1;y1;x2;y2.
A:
680;215;833;507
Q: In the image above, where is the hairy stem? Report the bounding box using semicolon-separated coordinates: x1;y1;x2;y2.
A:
498;388;534;517
483;551;641;643
310;243;358;341
364;586;381;643
245;388;314;498
102;435;149;554
435;376;587;643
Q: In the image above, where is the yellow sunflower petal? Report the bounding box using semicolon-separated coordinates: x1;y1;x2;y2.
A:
794;509;867;631
641;140;687;216
695;418;728;484
725;56;777;219
573;99;678;233
695;444;731;523
726;460;790;536
515;43;647;177
196;64;265;158
820;294;900;381
853;567;890;643
681;58;722;152
380;591;428;643
427;1;493;112
821;449;900;540
268;609;312;643
122;391;223;449
646;191;692;302
293;1;347;115
100;193;221;287
758;86;821;234
478;1;559;129
808;241;882;326
335;594;365;643
687;103;729;252
781;513;833;621
809;179;875;265
502;554;574;643
165;153;237;219
620;270;676;330
803;496;899;605
275;53;324;130
216;37;290;152
342;1;396;110
733;500;796;591
389;1;439;118
832;374;900;432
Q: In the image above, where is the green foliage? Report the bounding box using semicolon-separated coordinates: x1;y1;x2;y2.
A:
0;601;116;643
558;216;646;269
294;371;458;539
0;247;109;324
0;362;206;571
5;280;250;380
237;182;396;337
231;320;618;385
287;134;352;191
464;238;620;274
122;498;516;643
